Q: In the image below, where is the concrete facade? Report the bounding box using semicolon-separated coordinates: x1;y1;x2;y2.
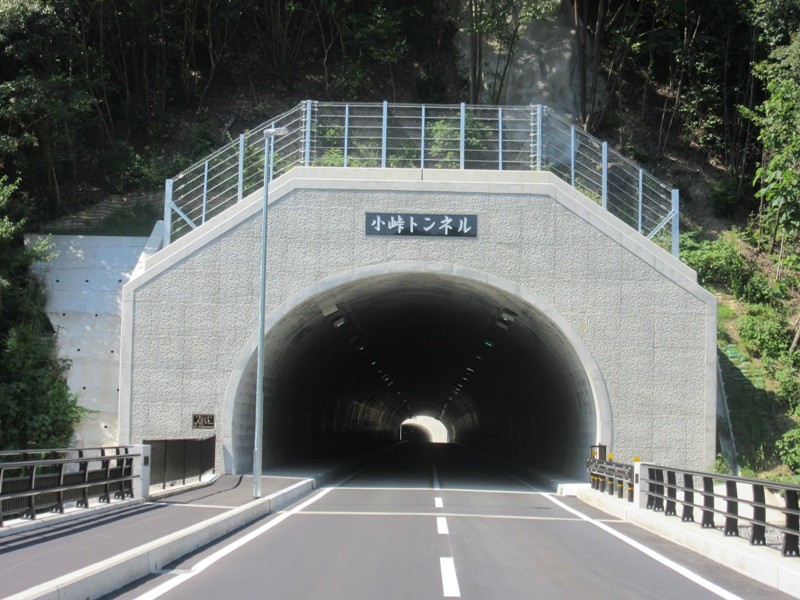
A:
119;168;716;475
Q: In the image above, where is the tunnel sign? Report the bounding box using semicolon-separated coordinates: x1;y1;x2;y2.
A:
366;213;477;237
192;413;215;429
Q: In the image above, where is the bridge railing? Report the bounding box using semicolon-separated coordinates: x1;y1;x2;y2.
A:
163;101;679;255
0;446;141;527
587;457;800;556
144;435;216;490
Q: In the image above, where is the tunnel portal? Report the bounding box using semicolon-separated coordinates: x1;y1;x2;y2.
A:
230;272;603;479
122;169;716;479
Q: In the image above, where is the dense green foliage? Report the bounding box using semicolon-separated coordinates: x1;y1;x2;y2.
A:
0;176;84;449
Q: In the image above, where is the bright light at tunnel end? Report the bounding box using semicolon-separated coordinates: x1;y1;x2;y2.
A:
402;416;449;443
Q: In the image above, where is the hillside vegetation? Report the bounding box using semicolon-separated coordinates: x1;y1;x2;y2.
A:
0;0;798;469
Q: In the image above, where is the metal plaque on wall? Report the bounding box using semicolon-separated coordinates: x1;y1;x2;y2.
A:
366;213;477;237
192;413;215;429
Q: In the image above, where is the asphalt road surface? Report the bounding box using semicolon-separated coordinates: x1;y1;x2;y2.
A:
110;443;792;599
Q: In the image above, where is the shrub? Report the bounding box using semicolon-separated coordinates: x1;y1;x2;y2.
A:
737;303;790;361
777;428;800;473
709;178;737;217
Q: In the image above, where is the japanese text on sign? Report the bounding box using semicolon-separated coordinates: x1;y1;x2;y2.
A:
192;413;215;429
365;213;477;237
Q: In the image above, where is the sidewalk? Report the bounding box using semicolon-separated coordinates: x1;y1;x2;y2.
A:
0;474;312;600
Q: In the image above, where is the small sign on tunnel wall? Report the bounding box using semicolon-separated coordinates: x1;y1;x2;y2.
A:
366;213;477;237
192;413;215;429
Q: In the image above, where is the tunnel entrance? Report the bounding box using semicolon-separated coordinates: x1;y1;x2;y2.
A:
227;267;610;480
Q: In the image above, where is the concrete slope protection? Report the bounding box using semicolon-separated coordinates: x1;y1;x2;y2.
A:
111;443;786;600
120;168;716;481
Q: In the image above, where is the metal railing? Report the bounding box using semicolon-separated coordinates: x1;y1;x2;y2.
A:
0;446;139;526
164;101;680;256
587;453;800;557
587;456;634;502
145;436;215;490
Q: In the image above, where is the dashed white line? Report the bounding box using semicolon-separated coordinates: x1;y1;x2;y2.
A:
437;517;449;535
439;557;461;597
434;496;444;508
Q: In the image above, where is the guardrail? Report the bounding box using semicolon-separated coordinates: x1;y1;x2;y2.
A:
586;454;800;557
164;101;680;256
0;446;139;526
144;436;215;490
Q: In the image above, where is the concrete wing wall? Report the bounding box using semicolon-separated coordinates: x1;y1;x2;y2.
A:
120;168;716;473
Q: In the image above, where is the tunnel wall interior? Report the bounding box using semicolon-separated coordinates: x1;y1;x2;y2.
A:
120;169;716;479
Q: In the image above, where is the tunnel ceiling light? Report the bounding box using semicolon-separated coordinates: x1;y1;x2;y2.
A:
371;361;377;366
500;310;517;323
495;320;509;331
332;317;346;328
484;339;495;348
475;354;482;360
466;367;474;373
358;345;365;352
320;303;339;317
387;381;394;386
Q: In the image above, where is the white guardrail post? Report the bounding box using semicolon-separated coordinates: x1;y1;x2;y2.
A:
162;179;173;246
131;444;151;501
633;461;647;508
601;141;608;210
671;189;680;257
237;134;245;203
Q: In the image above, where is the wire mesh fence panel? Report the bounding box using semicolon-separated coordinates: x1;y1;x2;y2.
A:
163;101;678;249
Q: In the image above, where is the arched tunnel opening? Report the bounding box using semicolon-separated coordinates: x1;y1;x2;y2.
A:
231;271;606;481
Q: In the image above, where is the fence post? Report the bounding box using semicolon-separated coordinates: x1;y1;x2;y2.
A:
570;125;575;186
536;104;543;171
498;106;503;171
420;105;426;169
344;104;350;168
638;168;644;233
237;134;245;202
671;189;680;257
529;106;535;169
381;100;388;168
460;102;466;170
268;121;276;181
201;160;209;224
131;444;151;501
304;100;312;167
163;179;173;246
601;141;608;209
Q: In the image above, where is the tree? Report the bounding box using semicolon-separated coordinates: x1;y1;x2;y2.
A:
748;34;800;251
0;176;84;449
463;0;558;104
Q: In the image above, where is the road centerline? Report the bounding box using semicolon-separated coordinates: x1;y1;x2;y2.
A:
437;517;449;535
440;557;461;597
435;496;444;508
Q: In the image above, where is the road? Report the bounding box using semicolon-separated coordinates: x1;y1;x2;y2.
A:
110;443;791;599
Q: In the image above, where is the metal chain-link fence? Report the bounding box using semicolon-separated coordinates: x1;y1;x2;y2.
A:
164;101;679;254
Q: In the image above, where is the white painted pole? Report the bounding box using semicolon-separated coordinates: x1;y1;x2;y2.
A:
570;126;576;186
344;104;350;168
638;168;644;234
237;134;245;203
536;104;542;171
381;101;388;168
671;189;680;257
201;160;209;224
304;100;312;167
420;105;426;169
601;141;608;210
163;179;173;246
460;102;466;170
498;106;503;171
253;126;288;499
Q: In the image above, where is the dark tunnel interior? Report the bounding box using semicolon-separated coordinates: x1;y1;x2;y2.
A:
232;272;601;480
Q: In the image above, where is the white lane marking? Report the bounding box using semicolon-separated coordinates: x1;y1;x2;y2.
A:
336;486;543;495
432;463;441;491
132;487;333;600
440;557;461;597
435;497;444;508
291;510;612;523
437;517;449;535
151;502;232;510
541;494;744;600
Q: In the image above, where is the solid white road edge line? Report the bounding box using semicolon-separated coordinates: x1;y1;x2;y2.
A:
437;517;449;535
540;493;745;600
435;497;444;508
331;486;543;495
440;557;461;597
132;488;334;600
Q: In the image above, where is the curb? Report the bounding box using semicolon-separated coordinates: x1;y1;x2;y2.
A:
7;478;315;600
578;488;800;598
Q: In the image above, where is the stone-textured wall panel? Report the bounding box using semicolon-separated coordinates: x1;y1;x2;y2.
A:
125;175;714;473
